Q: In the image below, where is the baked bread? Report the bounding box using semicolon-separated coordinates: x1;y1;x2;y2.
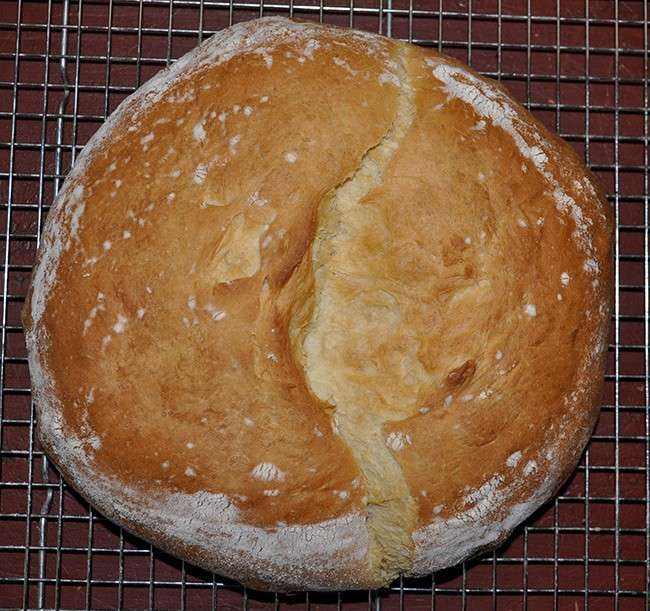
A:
23;17;613;591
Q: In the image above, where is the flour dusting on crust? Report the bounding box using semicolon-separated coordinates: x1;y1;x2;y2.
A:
412;446;560;572
412;476;554;573
37;389;370;589
412;411;581;573
429;62;600;272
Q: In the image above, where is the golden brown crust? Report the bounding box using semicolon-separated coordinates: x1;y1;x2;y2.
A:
24;17;612;590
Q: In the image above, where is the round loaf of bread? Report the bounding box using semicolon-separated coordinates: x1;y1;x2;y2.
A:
24;17;613;591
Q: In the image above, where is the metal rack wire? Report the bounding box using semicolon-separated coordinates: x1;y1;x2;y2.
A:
0;0;648;609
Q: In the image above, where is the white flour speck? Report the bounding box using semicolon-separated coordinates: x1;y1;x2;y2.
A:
302;39;319;60
112;314;128;334
185;467;196;477
137;308;145;319
523;460;538;476
378;71;400;87
285;151;297;163
561;272;571;286
103;240;112;251
333;57;357;76
524;304;537;317
253;48;273;68
386;431;411;451
122;230;131;239
263;489;280;497
193;163;208;184
205;303;227;321
331;415;340;435
193;122;206;142
251;462;286;482
248;191;268;207
506;451;522;467
83;292;106;335
496;351;503;361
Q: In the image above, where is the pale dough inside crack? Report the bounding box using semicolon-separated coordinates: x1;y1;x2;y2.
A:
289;46;419;582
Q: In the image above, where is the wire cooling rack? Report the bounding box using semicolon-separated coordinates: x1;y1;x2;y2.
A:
0;0;648;609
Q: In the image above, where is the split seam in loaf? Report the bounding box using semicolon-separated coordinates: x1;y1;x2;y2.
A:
293;44;419;583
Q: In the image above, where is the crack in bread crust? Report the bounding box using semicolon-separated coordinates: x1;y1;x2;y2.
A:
288;45;418;583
